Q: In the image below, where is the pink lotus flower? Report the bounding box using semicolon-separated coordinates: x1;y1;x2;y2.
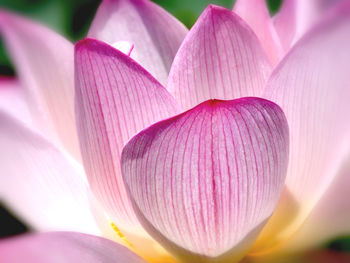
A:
0;0;350;262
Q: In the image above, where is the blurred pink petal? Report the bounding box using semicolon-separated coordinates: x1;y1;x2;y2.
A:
0;77;32;126
233;0;284;64
0;10;80;159
0;232;146;263
257;2;350;251
274;0;347;49
282;154;350;251
121;98;289;260
272;0;297;50
75;38;181;233
167;5;271;111
0;111;99;235
88;0;188;85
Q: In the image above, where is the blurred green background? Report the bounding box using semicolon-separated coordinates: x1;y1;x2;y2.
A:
0;0;349;257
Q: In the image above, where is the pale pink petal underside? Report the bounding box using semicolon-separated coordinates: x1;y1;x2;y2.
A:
233;0;284;64
282;153;350;251
121;98;289;260
274;0;347;50
0;232;146;263
259;2;350;250
167;5;271;112
88;0;188;85
0;10;79;159
0;77;32;126
0;111;99;234
75;38;181;233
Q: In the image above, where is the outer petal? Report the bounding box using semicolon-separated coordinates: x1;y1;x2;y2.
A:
88;0;188;85
0;111;99;235
121;98;289;261
75;38;181;233
233;0;284;64
0;10;80;159
89;196;178;263
253;3;350;253
280;154;350;251
274;0;347;50
167;5;272;111
0;77;32;125
0;232;146;263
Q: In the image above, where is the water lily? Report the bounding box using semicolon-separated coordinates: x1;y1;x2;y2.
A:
0;0;350;262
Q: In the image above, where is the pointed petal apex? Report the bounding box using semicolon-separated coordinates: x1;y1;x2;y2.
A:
167;5;271;111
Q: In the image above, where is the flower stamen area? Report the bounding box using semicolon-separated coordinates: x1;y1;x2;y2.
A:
109;221;134;248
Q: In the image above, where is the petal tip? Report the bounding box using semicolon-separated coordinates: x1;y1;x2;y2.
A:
0;10;19;29
199;97;284;113
75;38;99;52
205;4;230;16
75;37;130;61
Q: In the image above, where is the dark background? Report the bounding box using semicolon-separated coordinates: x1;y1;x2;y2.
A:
0;0;349;255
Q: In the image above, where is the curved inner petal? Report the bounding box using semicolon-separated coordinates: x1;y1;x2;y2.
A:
167;5;271;111
74;38;181;234
122;98;289;261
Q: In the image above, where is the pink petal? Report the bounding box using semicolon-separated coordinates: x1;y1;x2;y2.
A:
274;0;347;50
257;2;350;252
281;154;350;251
90;196;178;263
0;232;146;263
88;0;188;85
272;0;297;50
0;10;80;159
0;111;99;234
75;38;181;233
167;5;272;112
121;98;289;259
233;0;284;64
0;77;32;126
